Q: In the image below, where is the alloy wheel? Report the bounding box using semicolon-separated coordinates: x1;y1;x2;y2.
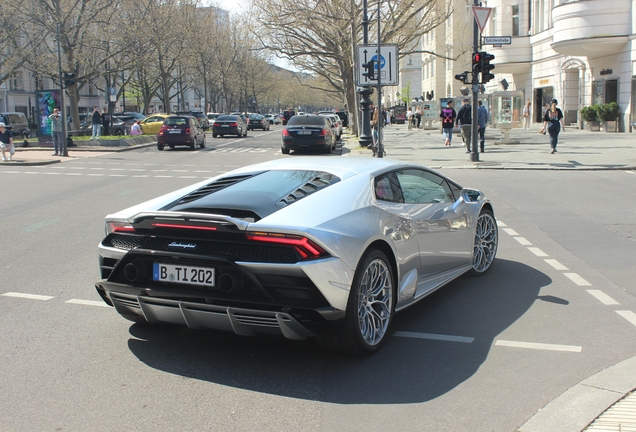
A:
357;258;393;346
472;210;498;274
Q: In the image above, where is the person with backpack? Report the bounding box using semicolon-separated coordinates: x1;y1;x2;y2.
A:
440;101;456;146
456;99;472;153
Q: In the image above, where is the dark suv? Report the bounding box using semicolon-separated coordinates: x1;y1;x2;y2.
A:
175;111;210;130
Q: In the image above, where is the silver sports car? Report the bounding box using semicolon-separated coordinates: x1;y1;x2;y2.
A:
95;157;498;355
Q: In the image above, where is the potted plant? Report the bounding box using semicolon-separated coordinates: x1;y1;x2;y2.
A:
599;102;620;132
580;105;601;131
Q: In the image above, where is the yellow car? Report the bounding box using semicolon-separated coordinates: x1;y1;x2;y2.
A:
140;114;170;135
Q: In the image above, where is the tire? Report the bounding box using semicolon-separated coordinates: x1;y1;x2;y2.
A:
190;138;196;150
199;137;206;148
317;249;394;355
157;144;164;150
324;142;332;154
115;129;123;136
469;209;498;275
243;129;248;137
213;134;217;138
169;144;175;149
281;146;290;155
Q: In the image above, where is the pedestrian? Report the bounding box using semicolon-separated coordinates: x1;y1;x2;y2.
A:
48;108;63;156
523;101;531;130
0;122;14;162
541;98;565;154
130;120;143;135
370;107;379;147
406;107;414;130
456;98;472;153
440;100;456;146
90;106;102;140
478;100;488;153
102;111;110;136
415;105;422;129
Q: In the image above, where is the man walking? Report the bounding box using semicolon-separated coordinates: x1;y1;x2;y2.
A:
91;106;102;140
456;99;472;153
48;108;63;156
478;100;488;153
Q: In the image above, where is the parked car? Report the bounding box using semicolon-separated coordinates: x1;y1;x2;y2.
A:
246;114;270;131
264;114;280;125
175;111;210;130
157;115;206;150
207;113;222;123
94;157;498;355
212;114;248;138
281;114;334;154
74;117;129;136
320;113;342;141
0;112;30;139
140;114;170;135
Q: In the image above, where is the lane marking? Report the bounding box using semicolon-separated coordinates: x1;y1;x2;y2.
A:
394;331;474;343
514;237;532;246
564;273;592;286
108;174;126;177
528;247;548;257
87;174;105;176
2;292;54;301
544;259;569;270
22;218;61;233
65;299;110;308
503;228;518;236
587;290;619;305
495;340;582;352
616;310;636;327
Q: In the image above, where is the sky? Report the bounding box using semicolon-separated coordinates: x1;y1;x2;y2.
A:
202;0;247;14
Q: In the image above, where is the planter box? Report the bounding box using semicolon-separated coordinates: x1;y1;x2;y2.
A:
586;121;601;131
603;121;618;132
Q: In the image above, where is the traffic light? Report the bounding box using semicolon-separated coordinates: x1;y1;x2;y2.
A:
481;53;496;84
362;59;376;81
454;72;468;84
472;52;482;74
64;72;75;88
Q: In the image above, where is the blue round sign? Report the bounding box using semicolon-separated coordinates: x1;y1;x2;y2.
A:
371;54;385;70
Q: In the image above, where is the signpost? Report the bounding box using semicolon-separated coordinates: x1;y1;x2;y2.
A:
482;36;512;45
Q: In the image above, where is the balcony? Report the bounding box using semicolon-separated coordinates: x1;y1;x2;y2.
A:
488;36;532;74
551;0;630;57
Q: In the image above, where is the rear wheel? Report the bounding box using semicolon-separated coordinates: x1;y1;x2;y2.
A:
317;249;394;355
190;138;196;150
243;128;248;137
281;146;290;155
469;209;498;275
213;133;217;138
324;141;332;154
157;144;164;150
199;136;206;148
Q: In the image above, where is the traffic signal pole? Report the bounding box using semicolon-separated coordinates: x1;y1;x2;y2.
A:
470;0;480;162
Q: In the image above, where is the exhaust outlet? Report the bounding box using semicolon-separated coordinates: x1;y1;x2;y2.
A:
218;270;244;293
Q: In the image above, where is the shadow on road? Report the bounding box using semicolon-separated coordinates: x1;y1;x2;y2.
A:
127;258;549;404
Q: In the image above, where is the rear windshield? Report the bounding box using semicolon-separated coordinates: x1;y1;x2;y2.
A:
287;116;326;126
164;117;189;125
216;116;237;121
249;114;263;120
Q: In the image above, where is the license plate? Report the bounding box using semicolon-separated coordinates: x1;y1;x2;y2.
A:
153;263;215;287
297;131;311;135
221;124;229;127
169;130;181;134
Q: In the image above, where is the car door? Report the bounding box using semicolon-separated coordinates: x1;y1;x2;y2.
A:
394;168;473;277
141;116;163;135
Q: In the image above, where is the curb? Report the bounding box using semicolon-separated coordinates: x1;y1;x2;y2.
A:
518;357;636;431
3;142;157;166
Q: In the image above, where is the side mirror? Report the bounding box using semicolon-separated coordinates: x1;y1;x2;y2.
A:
461;188;483;203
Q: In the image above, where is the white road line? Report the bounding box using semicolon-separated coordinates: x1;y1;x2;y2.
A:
497;221;507;226
495;340;582;352
87;174;105;176
64;173;82;176
65;299;110;308
2;292;54;301
43;172;61;175
109;168;126;171
393;331;474;343
154;175;173;178
564;273;592;286
131;175;150;178
528;247;548;257
514;237;532;246
544;259;569;270
502;228;518;236
177;176;197;178
586;290;619;305
108;174;126;177
616;311;636;327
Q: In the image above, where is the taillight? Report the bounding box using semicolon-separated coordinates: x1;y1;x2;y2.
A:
106;221;135;235
318;129;328;136
186;127;191;134
159;126;168;135
230;122;238;127
282;129;290;136
213;122;221;127
246;232;327;259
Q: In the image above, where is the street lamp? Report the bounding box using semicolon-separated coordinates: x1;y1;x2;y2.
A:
56;23;68;157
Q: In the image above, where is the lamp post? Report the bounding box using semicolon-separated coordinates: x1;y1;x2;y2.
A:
358;0;374;147
56;23;68;157
375;0;383;157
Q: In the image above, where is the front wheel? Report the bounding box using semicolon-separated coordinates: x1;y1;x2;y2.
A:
317;249;394;355
470;209;498;275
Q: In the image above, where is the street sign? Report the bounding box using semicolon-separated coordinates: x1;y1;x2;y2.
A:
472;6;492;33
483;36;512;45
357;44;399;86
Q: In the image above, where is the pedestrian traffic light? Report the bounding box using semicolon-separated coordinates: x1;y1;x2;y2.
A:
454;72;468;84
481;53;496;84
362;59;376;81
64;72;75;88
472;52;482;73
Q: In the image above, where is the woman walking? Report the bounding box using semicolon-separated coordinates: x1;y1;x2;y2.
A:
440;101;456;146
541;99;565;153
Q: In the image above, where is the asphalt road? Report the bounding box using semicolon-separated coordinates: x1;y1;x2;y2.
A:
1;126;635;431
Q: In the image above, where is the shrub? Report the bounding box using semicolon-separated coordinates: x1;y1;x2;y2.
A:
580;105;600;122
598;102;620;122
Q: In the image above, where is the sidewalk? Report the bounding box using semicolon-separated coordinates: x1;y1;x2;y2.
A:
345;123;636;171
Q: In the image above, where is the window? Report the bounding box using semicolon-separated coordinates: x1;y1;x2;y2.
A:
512;5;520;36
395;169;454;204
